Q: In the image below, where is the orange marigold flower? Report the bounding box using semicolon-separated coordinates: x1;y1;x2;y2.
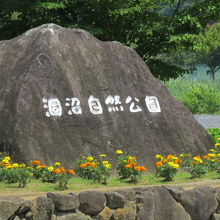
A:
174;159;182;164
134;166;141;171
67;169;75;175
3;163;11;167
33;160;41;165
203;155;210;159
156;161;163;167
80;163;87;168
90;162;97;168
130;162;137;167
59;167;66;173
54;168;61;174
167;155;174;159
140;166;147;171
125;164;133;168
41;164;47;168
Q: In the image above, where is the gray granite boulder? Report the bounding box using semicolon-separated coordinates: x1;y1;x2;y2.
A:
136;186;191;220
30;197;54;220
47;192;80;212
79;191;106;216
0;23;212;168
178;186;218;220
0;196;24;220
105;192;127;209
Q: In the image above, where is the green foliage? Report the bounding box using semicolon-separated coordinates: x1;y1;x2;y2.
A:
156;163;178;181
155;155;181;181
2;167;32;187
75;156;112;184
207;128;220;142
0;0;219;79
165;78;220;114
55;172;72;190
116;151;147;183
40;168;57;183
182;84;220;114
185;160;208;179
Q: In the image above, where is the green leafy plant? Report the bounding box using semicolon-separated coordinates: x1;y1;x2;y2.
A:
116;150;147;183
54;167;75;190
207;128;220;143
75;155;112;184
40;166;57;183
185;156;208;178
182;84;220;114
155;154;181;181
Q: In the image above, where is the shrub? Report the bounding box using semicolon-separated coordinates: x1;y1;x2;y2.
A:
185;156;208;178
182;84;220;114
54;167;75;190
116;150;147;183
207;128;220;143
155;154;182;181
75;155;112;184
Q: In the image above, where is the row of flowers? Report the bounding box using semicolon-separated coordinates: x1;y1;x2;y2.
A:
0;138;220;190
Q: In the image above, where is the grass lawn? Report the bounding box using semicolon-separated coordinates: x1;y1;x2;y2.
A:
0;171;219;194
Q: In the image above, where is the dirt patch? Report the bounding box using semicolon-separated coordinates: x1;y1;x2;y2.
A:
2;179;220;200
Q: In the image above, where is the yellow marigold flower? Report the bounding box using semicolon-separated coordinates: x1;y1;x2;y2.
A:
4;156;11;161
193;156;203;163
208;153;216;158
116;150;123;154
102;161;109;165
172;156;178;160
12;163;19;168
48;166;54;172
217;138;220;140
217;154;220;157
100;154;107;157
104;163;112;169
6;165;13;169
155;154;163;159
36;165;42;169
215;143;220;147
54;162;61;167
27;166;33;170
168;162;179;169
19;163;26;168
2;159;9;164
209;149;215;152
87;156;94;161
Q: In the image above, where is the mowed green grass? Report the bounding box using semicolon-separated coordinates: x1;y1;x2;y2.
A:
0;171;219;193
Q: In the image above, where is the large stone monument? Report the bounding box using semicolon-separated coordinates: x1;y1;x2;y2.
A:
0;24;212;168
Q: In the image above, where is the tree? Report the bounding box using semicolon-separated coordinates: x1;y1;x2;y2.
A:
0;0;219;79
196;23;220;80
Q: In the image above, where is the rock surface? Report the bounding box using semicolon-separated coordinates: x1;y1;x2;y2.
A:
0;196;24;220
178;186;218;220
0;23;212;167
47;192;79;212
78;191;106;216
135;186;191;220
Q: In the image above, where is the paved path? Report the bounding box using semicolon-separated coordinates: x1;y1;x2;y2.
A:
194;115;220;128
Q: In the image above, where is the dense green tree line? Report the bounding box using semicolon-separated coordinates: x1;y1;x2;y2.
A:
0;0;219;79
